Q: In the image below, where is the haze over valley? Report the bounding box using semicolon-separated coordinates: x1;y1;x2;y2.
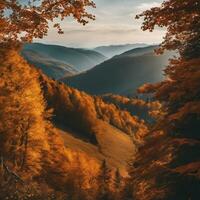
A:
22;43;173;96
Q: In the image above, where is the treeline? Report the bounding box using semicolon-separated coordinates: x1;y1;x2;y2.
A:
102;94;163;123
39;73;148;143
40;73;98;143
94;96;148;142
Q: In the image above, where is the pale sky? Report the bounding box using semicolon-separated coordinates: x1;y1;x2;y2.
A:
36;0;165;48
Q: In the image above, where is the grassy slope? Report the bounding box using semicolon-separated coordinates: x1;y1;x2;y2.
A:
60;120;136;174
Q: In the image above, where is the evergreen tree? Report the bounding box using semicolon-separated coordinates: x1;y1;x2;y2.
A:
96;160;113;200
114;169;121;190
121;162;135;200
113;168;122;200
121;178;134;200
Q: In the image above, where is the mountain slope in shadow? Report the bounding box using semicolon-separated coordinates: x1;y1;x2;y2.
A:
62;46;174;95
22;49;78;79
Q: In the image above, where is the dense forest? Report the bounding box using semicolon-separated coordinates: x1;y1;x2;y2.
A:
39;71;148;142
0;0;200;199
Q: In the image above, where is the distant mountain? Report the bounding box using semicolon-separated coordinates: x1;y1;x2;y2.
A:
117;45;158;58
22;43;107;79
62;46;175;95
22;49;77;79
94;43;148;58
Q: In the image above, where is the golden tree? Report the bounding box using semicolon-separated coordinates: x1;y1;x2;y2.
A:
0;0;96;198
130;1;200;200
136;0;200;138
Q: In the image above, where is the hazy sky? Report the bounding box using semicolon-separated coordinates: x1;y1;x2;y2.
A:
36;0;165;48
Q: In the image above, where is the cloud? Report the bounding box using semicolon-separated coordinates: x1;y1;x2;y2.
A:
63;25;137;34
36;25;165;48
36;0;164;48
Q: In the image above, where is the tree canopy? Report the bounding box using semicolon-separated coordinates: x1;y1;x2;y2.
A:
137;0;200;137
136;0;200;58
0;0;95;43
131;1;200;199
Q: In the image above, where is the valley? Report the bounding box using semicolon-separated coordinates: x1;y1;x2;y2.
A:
1;1;199;199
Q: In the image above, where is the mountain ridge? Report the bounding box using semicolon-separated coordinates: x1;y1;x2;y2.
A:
22;43;107;79
94;43;148;58
62;45;174;95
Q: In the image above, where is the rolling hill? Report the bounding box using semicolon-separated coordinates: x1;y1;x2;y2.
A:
22;43;107;79
62;46;174;96
94;43;148;58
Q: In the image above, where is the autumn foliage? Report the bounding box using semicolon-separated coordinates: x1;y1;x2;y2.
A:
0;46;49;176
1;0;199;199
0;0;103;198
0;45;101;199
0;1;143;198
0;0;95;43
102;94;163;123
1;47;133;200
39;72;148;144
130;1;200;199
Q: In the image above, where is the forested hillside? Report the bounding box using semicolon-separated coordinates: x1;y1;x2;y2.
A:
21;48;78;79
102;94;162;123
39;72;148;143
0;4;148;196
0;0;199;199
0;1;121;199
0;45;101;199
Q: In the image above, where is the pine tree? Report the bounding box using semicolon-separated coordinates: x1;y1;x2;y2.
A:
96;160;113;200
121;178;134;200
113;168;122;200
121;162;135;200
